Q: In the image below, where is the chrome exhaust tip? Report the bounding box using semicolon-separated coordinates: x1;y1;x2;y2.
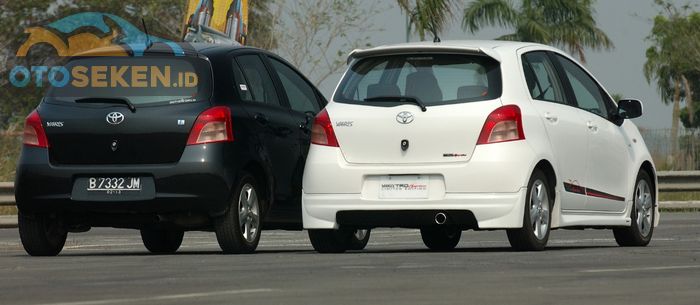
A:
434;212;447;225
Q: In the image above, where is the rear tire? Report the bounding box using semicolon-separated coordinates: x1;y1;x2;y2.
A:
614;171;654;247
140;229;184;254
308;229;353;253
420;226;461;251
507;169;552;251
347;229;371;250
18;212;67;256
215;172;263;254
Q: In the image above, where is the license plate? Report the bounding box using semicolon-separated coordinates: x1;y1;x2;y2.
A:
379;175;429;199
72;177;155;202
87;177;142;194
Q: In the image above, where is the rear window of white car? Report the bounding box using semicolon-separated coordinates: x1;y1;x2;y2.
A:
334;54;501;106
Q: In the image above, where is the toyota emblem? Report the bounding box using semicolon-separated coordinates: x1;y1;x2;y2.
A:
106;112;125;125
396;111;414;124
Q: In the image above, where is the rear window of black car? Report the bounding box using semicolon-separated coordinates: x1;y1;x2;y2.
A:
334;54;501;106
46;56;213;106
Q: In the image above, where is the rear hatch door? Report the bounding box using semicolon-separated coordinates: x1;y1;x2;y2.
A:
40;54;213;165
330;52;503;164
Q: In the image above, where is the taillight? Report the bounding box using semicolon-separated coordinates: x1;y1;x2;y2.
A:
477;105;525;145
187;106;234;145
23;110;49;148
311;108;339;147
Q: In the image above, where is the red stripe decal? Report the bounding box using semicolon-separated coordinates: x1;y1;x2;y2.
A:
563;182;625;202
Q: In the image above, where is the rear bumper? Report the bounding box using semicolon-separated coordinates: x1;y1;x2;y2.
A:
15;144;238;217
302;141;535;229
302;189;527;229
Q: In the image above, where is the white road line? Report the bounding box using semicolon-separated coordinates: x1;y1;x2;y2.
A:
36;288;274;305
581;265;700;273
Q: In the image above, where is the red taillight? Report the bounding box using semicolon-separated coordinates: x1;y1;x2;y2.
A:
187;106;234;145
23;110;49;148
477;105;525;145
310;108;339;147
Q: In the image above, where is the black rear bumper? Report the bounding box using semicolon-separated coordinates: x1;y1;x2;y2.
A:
15;144;239;220
336;210;480;230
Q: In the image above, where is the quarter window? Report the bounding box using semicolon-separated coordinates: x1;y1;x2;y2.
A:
232;60;253;102
522;52;567;104
235;55;280;106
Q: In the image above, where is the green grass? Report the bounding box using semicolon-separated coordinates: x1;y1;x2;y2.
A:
0;135;21;182
659;192;700;202
0;206;17;215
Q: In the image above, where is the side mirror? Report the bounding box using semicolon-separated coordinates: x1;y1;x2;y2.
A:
618;99;643;119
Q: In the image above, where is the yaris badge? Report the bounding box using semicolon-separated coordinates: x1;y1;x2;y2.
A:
396;111;414;124
106;112;125;125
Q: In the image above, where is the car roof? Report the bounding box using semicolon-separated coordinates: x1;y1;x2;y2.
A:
71;42;255;58
348;40;552;63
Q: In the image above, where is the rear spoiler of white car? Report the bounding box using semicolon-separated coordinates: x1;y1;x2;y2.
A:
347;45;502;65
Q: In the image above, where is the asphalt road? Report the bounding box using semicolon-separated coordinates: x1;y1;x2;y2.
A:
0;213;698;305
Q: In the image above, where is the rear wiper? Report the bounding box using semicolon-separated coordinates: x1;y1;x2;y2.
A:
75;97;136;113
365;96;427;112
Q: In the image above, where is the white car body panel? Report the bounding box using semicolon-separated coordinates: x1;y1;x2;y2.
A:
303;40;660;231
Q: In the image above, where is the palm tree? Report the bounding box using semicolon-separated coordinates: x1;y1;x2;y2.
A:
644;1;700;167
462;0;613;64
397;0;459;41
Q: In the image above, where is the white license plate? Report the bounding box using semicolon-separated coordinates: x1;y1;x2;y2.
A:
379;175;429;199
87;177;142;193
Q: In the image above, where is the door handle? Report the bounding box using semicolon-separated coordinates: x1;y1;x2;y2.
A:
543;112;558;123
299;113;314;133
587;121;599;132
254;113;269;125
299;121;311;133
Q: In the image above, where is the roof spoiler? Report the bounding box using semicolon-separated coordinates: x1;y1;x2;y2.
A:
347;45;501;65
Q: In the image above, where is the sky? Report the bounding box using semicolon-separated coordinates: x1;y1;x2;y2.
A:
310;0;694;130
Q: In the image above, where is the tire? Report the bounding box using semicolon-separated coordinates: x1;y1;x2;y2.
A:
215;172;263;254
346;229;371;250
140;229;184;254
18;212;67;256
507;169;552;251
613;170;655;247
420;226;461;251
308;229;353;253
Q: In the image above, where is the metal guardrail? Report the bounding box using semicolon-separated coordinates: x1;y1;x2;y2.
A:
657;171;700;192
0;171;698;207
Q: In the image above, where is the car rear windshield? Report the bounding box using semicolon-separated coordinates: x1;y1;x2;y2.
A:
46;56;212;106
334;54;502;106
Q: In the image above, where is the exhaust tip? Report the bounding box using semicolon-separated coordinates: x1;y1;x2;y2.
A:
434;212;447;225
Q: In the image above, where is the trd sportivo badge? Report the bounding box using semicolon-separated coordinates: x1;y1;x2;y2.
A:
396;111;414;124
106;112;125;125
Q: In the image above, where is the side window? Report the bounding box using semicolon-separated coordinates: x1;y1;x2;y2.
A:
269;58;320;113
231;60;253;102
554;54;610;117
235;55;280;106
522;52;567;104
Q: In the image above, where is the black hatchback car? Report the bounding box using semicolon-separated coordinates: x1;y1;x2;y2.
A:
15;43;328;255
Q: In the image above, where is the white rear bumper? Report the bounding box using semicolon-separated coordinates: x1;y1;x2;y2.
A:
302;188;527;229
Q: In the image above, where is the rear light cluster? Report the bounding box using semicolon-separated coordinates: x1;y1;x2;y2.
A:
311;109;339;147
23;110;49;148
187;106;234;145
477;105;525;145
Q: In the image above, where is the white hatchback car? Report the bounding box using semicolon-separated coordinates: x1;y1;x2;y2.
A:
302;41;659;252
